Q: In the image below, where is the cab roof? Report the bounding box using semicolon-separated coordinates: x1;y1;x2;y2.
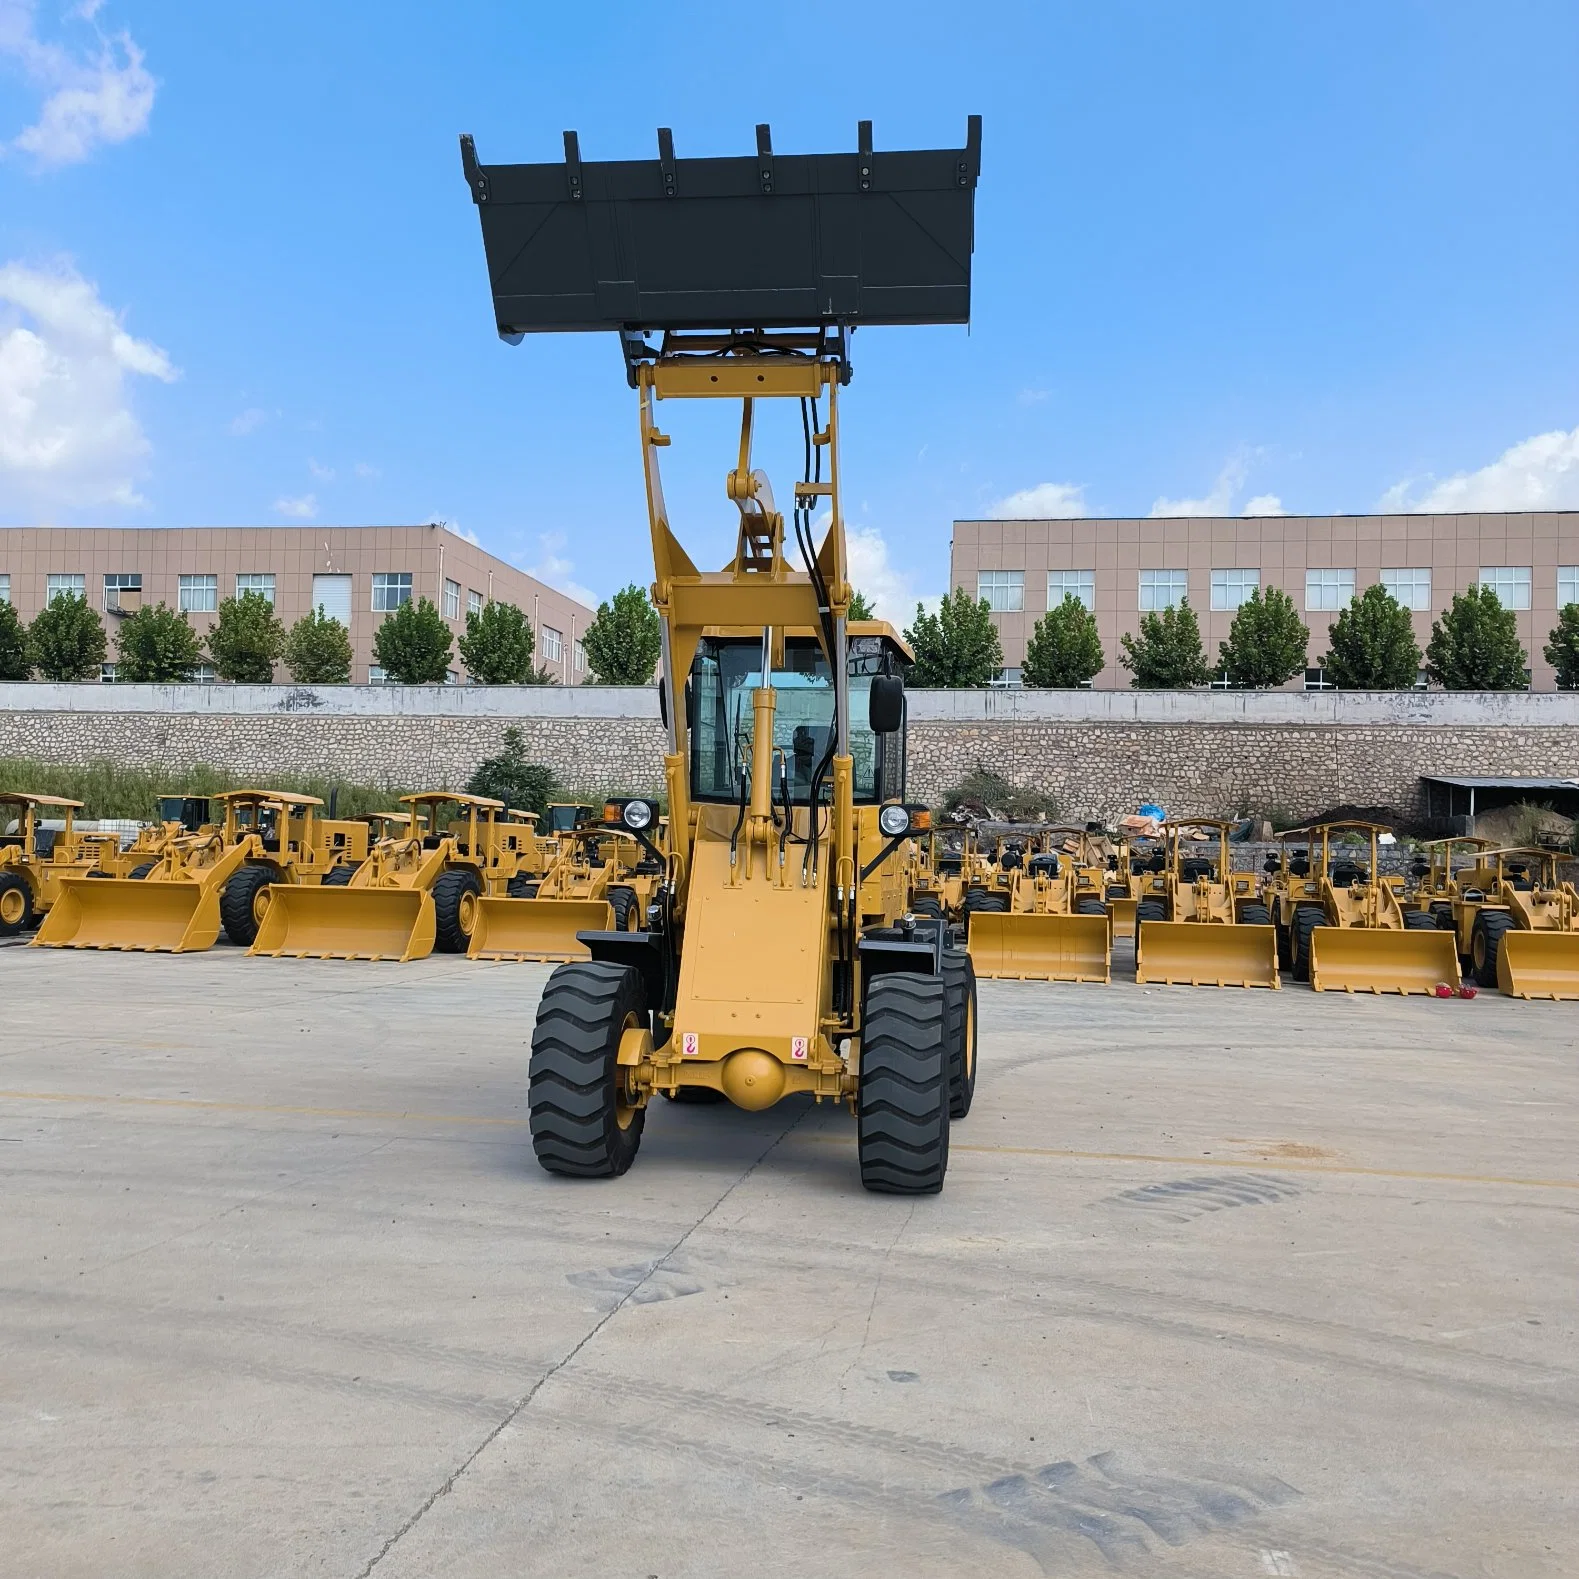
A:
214;789;324;808
0;791;84;809
699;622;915;665
400;791;505;811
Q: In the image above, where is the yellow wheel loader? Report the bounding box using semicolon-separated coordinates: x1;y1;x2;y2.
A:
0;794;111;938
965;824;1110;982
462;115;982;1191
250;792;533;961
1102;833;1164;942
34;791;369;952
1407;836;1498;929
1133;818;1279;988
468;798;664;961
1286;822;1459;993
1436;846;1579;999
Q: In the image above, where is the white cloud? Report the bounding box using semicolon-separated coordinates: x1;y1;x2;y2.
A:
521;530;597;607
1380;425;1579;513
227;407;266;437
353;461;380;480
1242;493;1285;516
273;493;317;519
437;517;479;546
0;257;176;509
307;458;335;481
1150;454;1249;518
2;1;156;168
990;481;1087;519
846;523;937;625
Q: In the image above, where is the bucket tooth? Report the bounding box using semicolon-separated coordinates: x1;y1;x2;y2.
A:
1308;927;1459;994
249;886;437;962
1135;920;1279;989
1495;931;1579;1000
468;897;616;962
966;910;1110;983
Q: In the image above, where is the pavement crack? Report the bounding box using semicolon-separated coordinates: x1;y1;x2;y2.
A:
839;1199;915;1391
353;1100;809;1577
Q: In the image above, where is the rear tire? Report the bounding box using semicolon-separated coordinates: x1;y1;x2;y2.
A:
1471;910;1512;989
964;887;1008;914
1135;900;1166;923
1403;909;1437;931
1292;906;1326;983
507;877;540;899
941;948;978;1120
911;895;943;919
608;885;637;932
432;868;483;953
529;961;646;1176
1074;897;1106;917
0;871;33;937
1431;902;1454;931
858;974;949;1195
220;864;275;947
1240;903;1272;927
322;864;355;887
128;861;155;880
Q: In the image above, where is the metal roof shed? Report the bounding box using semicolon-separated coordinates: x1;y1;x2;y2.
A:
1421;775;1579;822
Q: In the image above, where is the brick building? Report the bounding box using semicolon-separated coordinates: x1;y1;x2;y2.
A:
0;525;595;685
951;510;1579;690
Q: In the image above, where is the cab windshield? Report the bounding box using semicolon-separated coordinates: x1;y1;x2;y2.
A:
689;636;901;805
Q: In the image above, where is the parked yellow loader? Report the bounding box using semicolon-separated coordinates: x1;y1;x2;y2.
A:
1289;822;1459;993
34;791;368;952
1104;834;1166;941
1134;818;1278;988
463;116;982;1190
250;792;534;961
1432;846;1579;999
1407;836;1498;929
966;824;1110;982
0;793;107;937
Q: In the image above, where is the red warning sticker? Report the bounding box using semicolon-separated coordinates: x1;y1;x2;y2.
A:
682;1032;699;1057
791;1037;809;1061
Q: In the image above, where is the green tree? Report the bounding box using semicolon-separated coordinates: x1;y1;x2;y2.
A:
282;607;353;683
1120;599;1211;689
29;592;107;681
207;591;285;683
1321;584;1421;689
464;725;558;816
1426;584;1528;690
1217;586;1308;688
458;599;536;684
1544;603;1579;690
904;588;1003;687
115;603;205;682
847;589;876;620
372;596;453;684
582;583;662;684
1021;593;1104;688
0;600;31;681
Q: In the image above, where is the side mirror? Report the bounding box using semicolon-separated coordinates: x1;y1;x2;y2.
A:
868;674;905;735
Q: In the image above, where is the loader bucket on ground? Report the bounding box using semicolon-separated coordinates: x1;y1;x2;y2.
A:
31;876;220;953
1135;921;1279;989
250;885;436;962
1495;931;1579;1001
468;897;616;962
1106;896;1138;941
1308;926;1459;995
966;910;1110;983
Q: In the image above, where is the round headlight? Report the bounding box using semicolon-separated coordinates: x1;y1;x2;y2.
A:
622;799;654;831
878;803;911;839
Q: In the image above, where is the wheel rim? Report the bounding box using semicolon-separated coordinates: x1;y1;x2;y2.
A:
253;885;272;924
0;887;23;925
458;890;478;935
963;993;976;1082
1472;930;1485;971
615;1013;640;1130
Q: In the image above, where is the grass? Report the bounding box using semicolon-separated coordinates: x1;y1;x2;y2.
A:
0;758;418;822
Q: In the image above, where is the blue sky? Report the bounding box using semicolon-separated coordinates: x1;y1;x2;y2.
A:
2;0;1577;618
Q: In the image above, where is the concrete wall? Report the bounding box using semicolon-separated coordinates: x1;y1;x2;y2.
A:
2;684;1577;821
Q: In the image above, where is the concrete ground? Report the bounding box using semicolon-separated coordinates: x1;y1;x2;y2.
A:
1;940;1576;1579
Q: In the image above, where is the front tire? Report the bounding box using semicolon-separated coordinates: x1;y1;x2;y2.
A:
942;947;978;1120
0;871;33;937
432;868;483;953
858;974;949;1195
529;961;647;1177
1470;910;1512;989
1291;906;1326;983
220;864;275;947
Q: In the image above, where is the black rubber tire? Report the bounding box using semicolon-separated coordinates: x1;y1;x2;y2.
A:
1135;900;1166;923
1471;909;1512;989
322;864;355;886
0;871;34;938
911;896;943;919
128;861;155;880
1240;903;1272;927
507;877;540;899
1273;916;1293;969
528;960;646;1176
432;868;484;954
941;948;978;1120
1403;909;1438;931
858;973;950;1195
965;888;1009;914
608;885;637;932
1292;906;1326;983
1074;897;1106;917
220;864;276;947
1105;884;1129;900
1431;902;1455;931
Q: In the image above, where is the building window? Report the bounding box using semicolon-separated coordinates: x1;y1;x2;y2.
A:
47;573;86;604
443;578;461;620
311;573;352;625
468;588;483;618
977;570;1024;612
1210;670;1239;690
103;573;142;612
1138;569;1188;611
573;639;587;673
372;572;412;612
1558;567;1579;609
989;666;1023;688
541;625;564;662
236;573;276;604
1304;568;1354;612
368;665;388;686
179;574;218;613
1478;566;1531;611
100;663;119;684
1210;568;1259;612
0;574;10;605
1046;569;1096;611
191;663;217;684
1380;568;1431;612
1303;666;1335;691
445;669;460;686
1414;668;1430;692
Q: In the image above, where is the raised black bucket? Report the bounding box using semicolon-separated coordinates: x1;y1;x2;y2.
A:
460;119;980;337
